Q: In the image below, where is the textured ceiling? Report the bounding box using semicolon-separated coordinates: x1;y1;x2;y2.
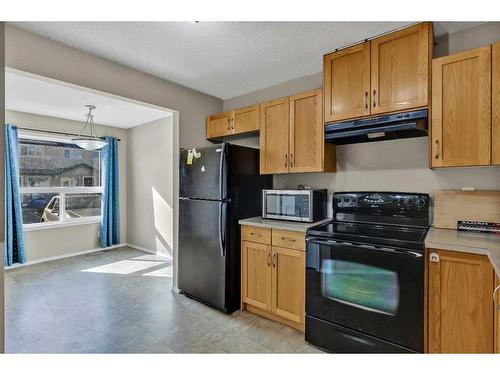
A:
6;71;172;128
10;21;485;100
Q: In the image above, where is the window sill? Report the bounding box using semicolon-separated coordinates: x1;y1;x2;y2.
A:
23;217;101;232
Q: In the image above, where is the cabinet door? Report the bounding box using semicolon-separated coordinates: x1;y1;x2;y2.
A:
233;105;259;134
271;246;305;325
259;97;290;174
289;89;324;173
206;111;232;139
323;42;371;122
431;46;492;167
242;241;272;311
495;275;500;354
493;41;500;165
428;249;494;353
371;22;431;114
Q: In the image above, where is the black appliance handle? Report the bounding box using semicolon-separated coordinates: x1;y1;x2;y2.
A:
306;238;422;258
218;201;226;257
219;143;226;200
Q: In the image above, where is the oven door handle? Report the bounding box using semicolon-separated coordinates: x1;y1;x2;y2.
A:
307;238;423;258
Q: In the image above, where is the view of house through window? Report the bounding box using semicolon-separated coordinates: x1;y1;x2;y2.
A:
19;135;102;225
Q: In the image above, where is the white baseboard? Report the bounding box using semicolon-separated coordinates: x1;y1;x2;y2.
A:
5;243;127;270
125;243;173;260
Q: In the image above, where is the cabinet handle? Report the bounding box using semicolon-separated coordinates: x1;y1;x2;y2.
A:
281;237;296;242
429;252;440;263
494;285;500;310
231;117;234;131
267;252;271;267
290;153;294;167
284;154;288;168
364;91;368;109
434;139;440;160
373;90;376;107
227;118;231;131
272;252;277;267
250;232;262;237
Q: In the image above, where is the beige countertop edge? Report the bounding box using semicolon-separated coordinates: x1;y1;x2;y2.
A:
425;227;500;277
238;217;330;233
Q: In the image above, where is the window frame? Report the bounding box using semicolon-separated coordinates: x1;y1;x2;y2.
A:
18;132;103;230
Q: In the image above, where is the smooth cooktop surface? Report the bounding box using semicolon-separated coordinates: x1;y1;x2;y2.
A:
307;221;428;250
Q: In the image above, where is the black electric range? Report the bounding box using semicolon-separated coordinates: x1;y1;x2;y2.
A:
305;192;430;353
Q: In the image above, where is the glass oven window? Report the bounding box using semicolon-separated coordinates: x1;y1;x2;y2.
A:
321;259;400;316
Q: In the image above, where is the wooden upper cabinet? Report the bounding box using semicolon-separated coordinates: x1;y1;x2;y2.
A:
259;97;290;174
289;89;324;172
493;41;500;165
428;249;494;353
271;246;305;325
206;111;232;139
242;241;272;312
431;45;492;167
206;105;259;140
323;42;371;122
371;22;432;115
233;105;259;134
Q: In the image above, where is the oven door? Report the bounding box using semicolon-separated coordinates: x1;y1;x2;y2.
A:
263;191;311;222
306;237;424;352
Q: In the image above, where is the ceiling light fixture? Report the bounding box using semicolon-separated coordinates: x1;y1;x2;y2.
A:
72;105;107;151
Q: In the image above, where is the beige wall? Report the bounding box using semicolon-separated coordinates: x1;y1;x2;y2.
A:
5;24;222;149
127;117;174;257
1;22;5;354
434;22;500;57
5;110;128;261
223;72;322;111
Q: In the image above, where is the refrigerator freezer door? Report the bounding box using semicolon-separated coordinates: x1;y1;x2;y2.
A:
178;198;228;310
179;144;227;200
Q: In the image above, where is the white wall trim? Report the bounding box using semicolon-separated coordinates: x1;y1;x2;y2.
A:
23;217;101;232
4;243;127;269
126;243;173;260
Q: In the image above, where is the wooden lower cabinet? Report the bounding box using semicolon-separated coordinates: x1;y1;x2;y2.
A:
496;275;500;354
241;225;306;332
272;246;305;326
428;249;495;353
241;241;272;311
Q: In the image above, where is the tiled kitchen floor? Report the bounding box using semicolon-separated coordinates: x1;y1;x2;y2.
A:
5;247;323;353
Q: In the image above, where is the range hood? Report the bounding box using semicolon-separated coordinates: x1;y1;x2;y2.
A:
325;109;428;145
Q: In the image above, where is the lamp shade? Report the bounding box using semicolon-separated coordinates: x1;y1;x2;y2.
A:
72;136;107;151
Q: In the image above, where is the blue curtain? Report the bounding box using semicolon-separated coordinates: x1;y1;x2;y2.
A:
4;124;26;266
100;136;120;247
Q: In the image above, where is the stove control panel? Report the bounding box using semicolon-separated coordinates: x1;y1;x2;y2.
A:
333;192;430;227
335;193;428;209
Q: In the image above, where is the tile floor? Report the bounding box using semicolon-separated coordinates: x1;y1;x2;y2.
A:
4;247;323;353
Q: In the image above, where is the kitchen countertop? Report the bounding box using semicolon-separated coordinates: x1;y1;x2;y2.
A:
425;227;500;277
239;216;330;233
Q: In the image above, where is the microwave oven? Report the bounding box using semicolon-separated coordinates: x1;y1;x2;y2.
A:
262;189;327;222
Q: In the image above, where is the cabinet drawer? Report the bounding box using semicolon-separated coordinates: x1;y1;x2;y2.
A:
241;225;271;245
271;229;305;251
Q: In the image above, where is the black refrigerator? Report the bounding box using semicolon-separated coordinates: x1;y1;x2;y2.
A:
178;142;272;313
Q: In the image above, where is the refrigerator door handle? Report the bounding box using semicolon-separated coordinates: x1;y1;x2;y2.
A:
219;142;225;201
218;201;226;257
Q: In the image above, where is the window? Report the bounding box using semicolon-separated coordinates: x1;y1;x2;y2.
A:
18;135;102;227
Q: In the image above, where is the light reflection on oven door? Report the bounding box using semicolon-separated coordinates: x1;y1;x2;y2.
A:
321;259;400;316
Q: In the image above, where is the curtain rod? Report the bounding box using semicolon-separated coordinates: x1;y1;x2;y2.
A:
15;126;122;142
